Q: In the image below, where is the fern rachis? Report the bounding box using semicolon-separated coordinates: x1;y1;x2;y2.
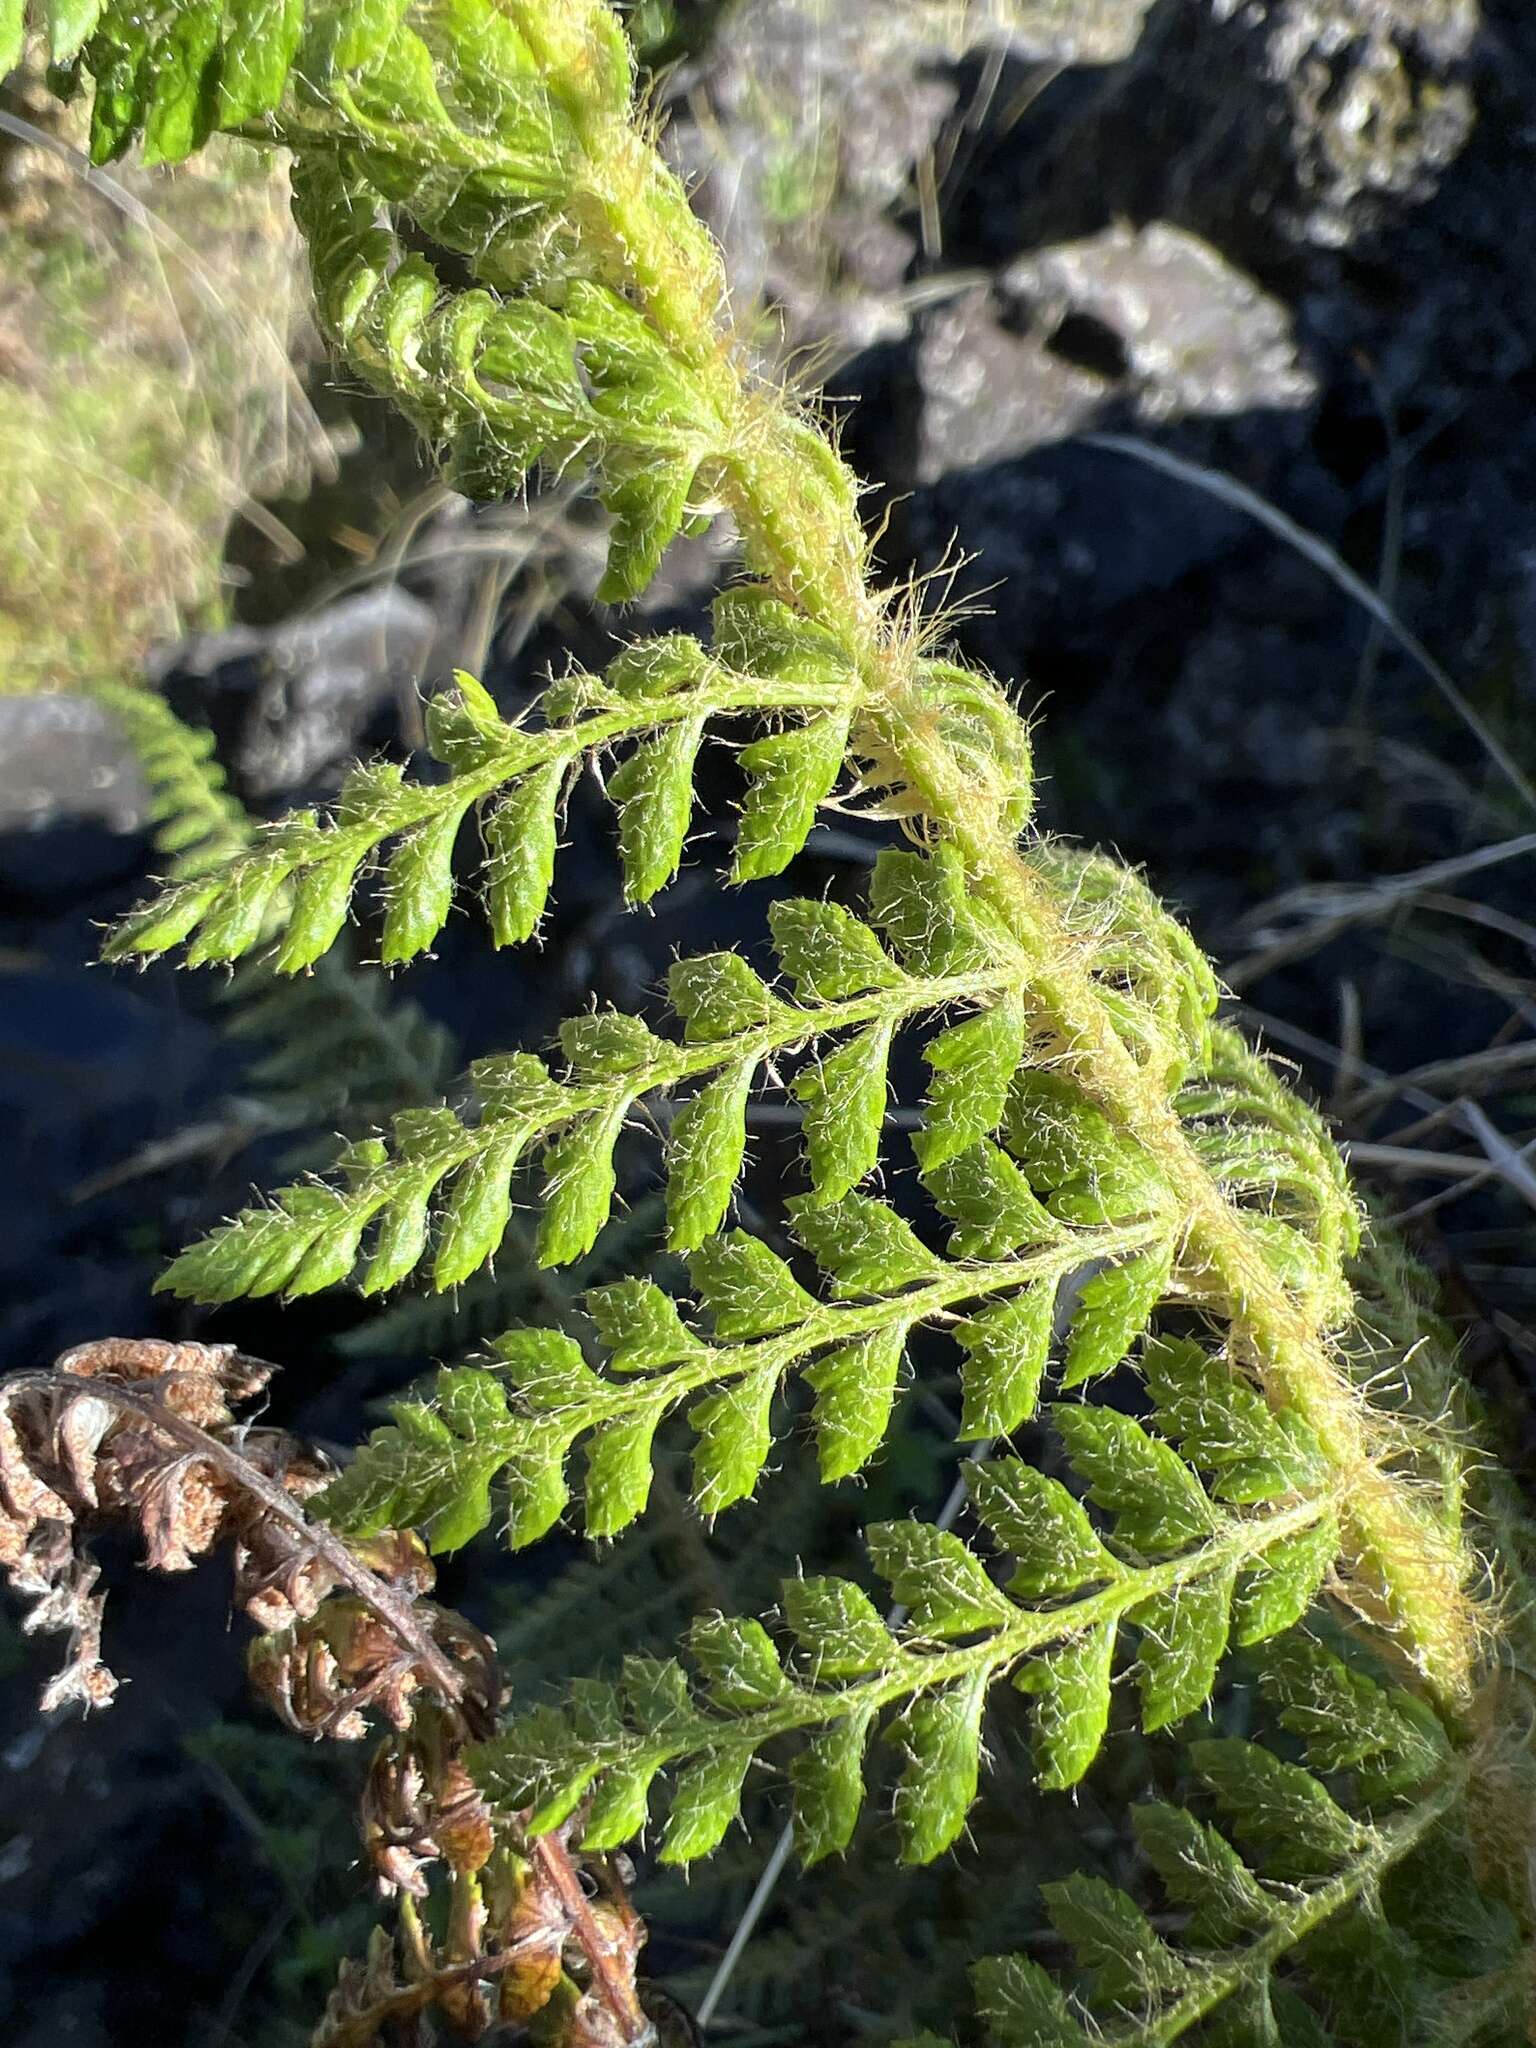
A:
4;0;1534;2041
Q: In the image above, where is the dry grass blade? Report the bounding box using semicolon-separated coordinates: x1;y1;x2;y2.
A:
1227;832;1536;989
1345;1041;1536;1120
1239;1004;1536;1218
1085;432;1536;816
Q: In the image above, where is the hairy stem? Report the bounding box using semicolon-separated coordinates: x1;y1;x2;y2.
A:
505;26;1475;1709
883;738;1474;1708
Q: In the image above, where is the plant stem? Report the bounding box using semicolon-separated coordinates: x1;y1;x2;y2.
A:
880;722;1475;1711
533;58;1478;1709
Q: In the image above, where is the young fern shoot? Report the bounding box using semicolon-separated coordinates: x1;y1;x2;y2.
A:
7;0;1536;2040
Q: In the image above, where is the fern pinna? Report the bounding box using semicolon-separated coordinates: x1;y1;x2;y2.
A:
6;0;1535;2041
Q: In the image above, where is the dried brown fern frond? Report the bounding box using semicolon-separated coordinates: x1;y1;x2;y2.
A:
0;1338;656;2048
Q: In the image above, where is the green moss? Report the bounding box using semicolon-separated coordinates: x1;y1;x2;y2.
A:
0;85;306;688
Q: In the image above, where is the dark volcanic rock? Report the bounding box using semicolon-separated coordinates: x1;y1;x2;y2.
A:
958;0;1481;275
850;0;1536;937
890;222;1320;670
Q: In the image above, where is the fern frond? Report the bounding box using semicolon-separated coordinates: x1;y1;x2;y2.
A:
79;682;459;1155
90;680;252;877
147;829;1300;1316
222;953;457;1147
34;0;1499;1706
286;145;735;600
947;1692;1506;2048
151;842;1049;1296
463;1374;1343;1859
316;1203;1171;1545
465;1507;1337;1871
103;602;1027;972
104;610;880;969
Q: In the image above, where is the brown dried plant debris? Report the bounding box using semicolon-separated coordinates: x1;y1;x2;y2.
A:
0;1338;659;2048
315;1839;651;2048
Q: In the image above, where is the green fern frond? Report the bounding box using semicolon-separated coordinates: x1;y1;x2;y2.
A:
90;680;252;877
39;0;1490;1720
464;1396;1343;1860
102;604;1026;972
221;953;457;1148
949;1749;1512;2048
316;1201;1170;1545
145;844;1341;1323
22;3;1536;2039
80;682;458;1154
150;842;1046;1296
908;1634;1525;2047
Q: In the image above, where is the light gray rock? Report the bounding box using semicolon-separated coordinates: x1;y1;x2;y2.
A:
258;587;437;794
0;697;150;834
1006;221;1314;419
914;221;1313;482
913;287;1106;481
1259;0;1478;249
162;587;437;798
